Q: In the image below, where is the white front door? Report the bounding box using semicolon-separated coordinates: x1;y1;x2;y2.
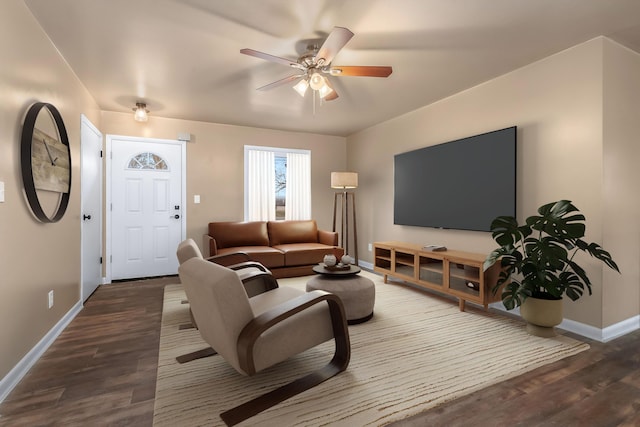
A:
80;115;103;301
108;136;185;280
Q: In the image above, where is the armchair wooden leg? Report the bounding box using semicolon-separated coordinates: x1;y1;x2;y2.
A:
175;347;217;364
220;297;350;426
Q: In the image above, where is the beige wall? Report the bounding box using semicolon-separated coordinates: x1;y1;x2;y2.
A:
100;112;346;250
602;40;640;325
0;0;101;379
348;37;640;329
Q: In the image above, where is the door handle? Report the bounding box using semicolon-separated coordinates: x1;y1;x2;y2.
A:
171;214;180;219
83;214;92;221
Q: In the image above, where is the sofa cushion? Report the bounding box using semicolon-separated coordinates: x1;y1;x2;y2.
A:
268;220;318;246
217;246;284;269
209;221;269;249
273;243;343;267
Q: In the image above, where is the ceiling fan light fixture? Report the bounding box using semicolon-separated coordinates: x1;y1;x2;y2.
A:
309;72;326;91
133;102;149;122
293;79;309;97
318;83;334;99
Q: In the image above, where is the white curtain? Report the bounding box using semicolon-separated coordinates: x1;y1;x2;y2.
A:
246;149;276;221
285;152;311;220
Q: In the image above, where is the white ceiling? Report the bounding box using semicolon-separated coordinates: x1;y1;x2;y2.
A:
24;0;640;137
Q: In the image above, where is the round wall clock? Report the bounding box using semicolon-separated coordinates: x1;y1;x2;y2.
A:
20;102;72;223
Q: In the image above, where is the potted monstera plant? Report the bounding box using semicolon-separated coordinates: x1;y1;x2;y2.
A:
484;200;620;337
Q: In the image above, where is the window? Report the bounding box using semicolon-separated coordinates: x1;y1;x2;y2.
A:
244;146;311;221
127;152;168;170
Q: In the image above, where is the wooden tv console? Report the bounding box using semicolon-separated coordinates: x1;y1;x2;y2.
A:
373;241;502;311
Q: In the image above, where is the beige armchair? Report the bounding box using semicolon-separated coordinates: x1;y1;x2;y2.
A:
178;257;351;425
176;238;278;297
176;238;282;363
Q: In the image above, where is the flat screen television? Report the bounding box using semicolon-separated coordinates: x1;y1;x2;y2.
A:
394;126;517;232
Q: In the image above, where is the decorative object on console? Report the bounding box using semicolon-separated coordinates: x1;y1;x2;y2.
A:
423;245;447;252
133;102;149;122
20;102;72;223
484;200;620;337
331;171;359;264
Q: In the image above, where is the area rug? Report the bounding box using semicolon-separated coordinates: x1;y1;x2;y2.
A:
153;271;589;426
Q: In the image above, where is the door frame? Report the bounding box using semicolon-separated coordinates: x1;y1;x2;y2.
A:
105;134;186;283
80;115;103;301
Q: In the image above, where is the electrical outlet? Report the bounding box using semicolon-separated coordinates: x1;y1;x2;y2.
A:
368;243;373;252
48;290;54;309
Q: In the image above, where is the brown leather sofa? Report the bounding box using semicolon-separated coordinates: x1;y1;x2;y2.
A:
203;220;344;278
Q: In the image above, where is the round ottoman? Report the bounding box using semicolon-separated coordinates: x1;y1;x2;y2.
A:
306;275;375;324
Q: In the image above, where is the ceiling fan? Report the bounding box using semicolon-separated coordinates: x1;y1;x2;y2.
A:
240;26;392;101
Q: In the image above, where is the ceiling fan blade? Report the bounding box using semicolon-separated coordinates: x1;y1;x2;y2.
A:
315;26;354;66
240;48;301;68
256;74;303;91
329;65;393;77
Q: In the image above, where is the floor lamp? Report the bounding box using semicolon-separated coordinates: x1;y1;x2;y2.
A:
331;172;358;264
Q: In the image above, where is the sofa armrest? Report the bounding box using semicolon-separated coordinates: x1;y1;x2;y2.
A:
318;229;339;246
203;235;216;257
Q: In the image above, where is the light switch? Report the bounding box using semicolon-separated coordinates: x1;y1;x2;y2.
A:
194;194;200;204
0;181;4;202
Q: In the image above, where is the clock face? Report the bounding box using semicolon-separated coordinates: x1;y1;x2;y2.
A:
21;102;72;223
32;127;71;193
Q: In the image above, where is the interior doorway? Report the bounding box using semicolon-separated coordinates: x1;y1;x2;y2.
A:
80;115;103;300
105;135;186;281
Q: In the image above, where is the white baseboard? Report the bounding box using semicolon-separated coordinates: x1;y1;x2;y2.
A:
558;317;608;341
600;315;640;342
363;266;640;342
359;260;374;271
0;301;83;403
491;303;640;342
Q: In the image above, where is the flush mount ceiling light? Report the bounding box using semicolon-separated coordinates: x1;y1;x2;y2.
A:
133;102;149;122
240;26;392;104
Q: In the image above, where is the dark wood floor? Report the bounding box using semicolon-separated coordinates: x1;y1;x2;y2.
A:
1;276;639;427
0;276;174;426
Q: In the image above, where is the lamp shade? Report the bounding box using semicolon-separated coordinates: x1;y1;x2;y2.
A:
331;172;358;189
